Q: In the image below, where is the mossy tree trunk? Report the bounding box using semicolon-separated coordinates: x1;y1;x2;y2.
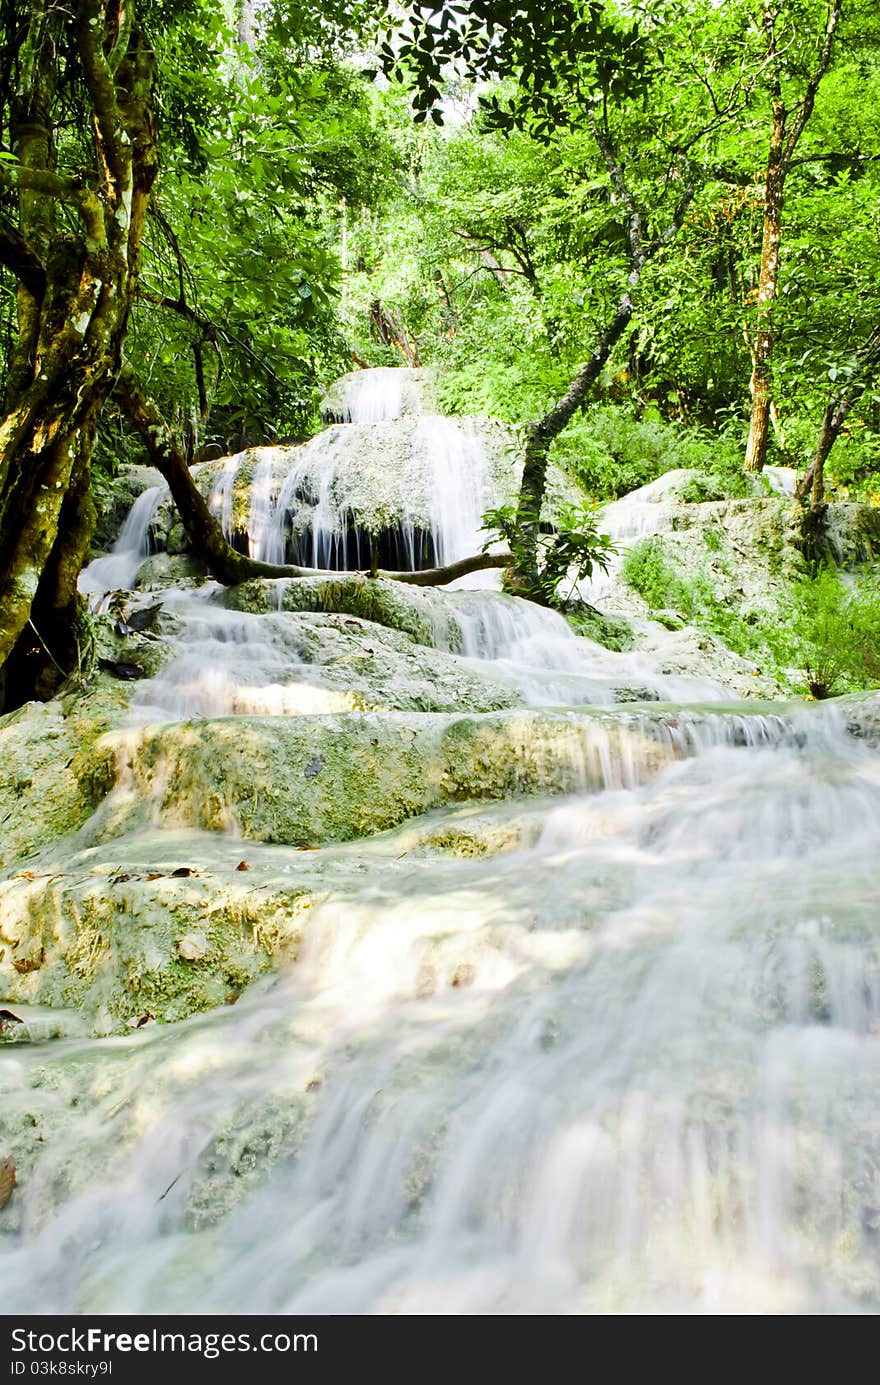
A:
0;4;158;709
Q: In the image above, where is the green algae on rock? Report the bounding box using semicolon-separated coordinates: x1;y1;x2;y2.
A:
0;697;120;871
221;575;466;651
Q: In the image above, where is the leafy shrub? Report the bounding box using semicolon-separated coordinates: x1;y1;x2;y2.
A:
551;407;753;503
767;566;880;698
482;501;617;608
622;537;693;614
625;537;880;698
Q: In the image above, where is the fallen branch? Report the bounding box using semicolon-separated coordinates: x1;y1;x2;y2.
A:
380;552;511;585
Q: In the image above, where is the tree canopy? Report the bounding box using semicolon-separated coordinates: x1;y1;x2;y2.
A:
0;0;878;703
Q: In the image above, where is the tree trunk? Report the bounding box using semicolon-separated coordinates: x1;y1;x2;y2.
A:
744;0;842;474
795;394;853;510
506;114;696;599
744;97;785;473
512;298;634;595
795;327;880;507
0;12;159;708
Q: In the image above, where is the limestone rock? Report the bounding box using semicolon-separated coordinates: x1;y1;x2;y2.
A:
0;697;119;871
319;367;439;422
221;575;464;651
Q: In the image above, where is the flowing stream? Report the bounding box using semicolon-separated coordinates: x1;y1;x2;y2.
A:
4;371;880;1314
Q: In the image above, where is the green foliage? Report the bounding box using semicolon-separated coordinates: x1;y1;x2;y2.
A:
565;604;634;650
623;538;694;617
767;567;880;699
549;410;751;502
482;501;616;608
625;537;880;697
356;0;880;508
384;2;655;139
130;41;400;450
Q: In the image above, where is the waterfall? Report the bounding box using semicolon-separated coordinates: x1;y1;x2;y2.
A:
3;704;880;1313
326;366;410;422
78;485;166;600
14;368;879;1315
206;451;244;539
242;413;494;574
320;366;434;423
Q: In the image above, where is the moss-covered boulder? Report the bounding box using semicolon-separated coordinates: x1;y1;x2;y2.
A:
95;705;790;849
222;575;465;649
0;834;310;1030
0;698;120;870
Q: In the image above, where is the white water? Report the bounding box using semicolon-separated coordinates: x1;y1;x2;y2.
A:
3;708;880;1313
78;486;166;602
325;366;413;422
17;369;880;1314
238;415;493;573
448;590;726;706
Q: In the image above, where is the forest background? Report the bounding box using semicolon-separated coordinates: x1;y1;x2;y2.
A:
0;0;878;703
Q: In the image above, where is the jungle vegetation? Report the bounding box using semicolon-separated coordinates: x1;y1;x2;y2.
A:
0;0;877;705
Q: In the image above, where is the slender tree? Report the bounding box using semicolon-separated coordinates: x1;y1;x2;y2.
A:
795;324;880;506
387;0;755;594
743;0;843;472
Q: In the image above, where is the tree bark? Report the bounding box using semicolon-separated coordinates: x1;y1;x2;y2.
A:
744;0;842;473
0;7;159;706
744;94;785;472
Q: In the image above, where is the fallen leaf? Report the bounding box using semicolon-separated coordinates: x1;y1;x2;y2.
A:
0;1009;23;1038
0;1157;15;1210
235;860;250;872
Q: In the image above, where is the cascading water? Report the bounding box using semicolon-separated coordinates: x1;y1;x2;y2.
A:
3;706;880;1313
321;365;434;423
7;368;880;1315
237;415;492;573
78;486;166;602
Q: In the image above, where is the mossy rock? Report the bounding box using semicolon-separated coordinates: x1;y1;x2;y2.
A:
94;706;773;850
0;847;309;1029
245;610;521;714
0;697;121;870
565;603;635;651
221;575;465;651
